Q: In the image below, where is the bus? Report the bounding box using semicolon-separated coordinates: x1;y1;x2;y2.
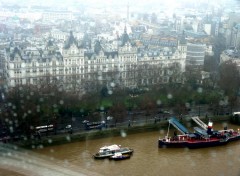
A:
84;121;105;130
35;124;54;133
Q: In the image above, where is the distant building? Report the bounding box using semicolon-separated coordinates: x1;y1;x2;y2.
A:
1;30;188;93
230;24;240;49
186;43;206;66
42;11;73;21
220;49;240;68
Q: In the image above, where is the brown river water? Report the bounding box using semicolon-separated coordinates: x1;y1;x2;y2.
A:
1;122;240;176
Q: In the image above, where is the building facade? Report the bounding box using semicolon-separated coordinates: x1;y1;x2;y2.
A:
2;30;187;95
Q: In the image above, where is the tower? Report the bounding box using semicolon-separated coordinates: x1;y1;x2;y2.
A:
127;2;129;22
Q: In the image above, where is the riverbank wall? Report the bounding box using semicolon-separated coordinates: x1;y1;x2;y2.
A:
18;115;231;149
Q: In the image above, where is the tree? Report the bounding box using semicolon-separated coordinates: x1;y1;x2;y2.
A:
108;102;126;123
218;60;240;110
184;65;202;88
204;55;218;72
218;60;240;95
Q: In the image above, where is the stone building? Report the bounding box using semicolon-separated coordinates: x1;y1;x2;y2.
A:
2;29;188;95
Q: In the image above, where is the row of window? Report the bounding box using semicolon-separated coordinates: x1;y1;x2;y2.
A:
11;76;178;86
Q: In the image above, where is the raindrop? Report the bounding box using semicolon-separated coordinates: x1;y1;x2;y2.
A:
219;100;224;106
160;129;165;135
197;87;203;93
64;159;69;166
59;100;64;105
227;161;233;166
210;151;217;157
185;102;190;108
190;161;196;167
66;135;71;141
156;100;162;105
110;82;115;87
9;126;14;133
98;75;102;80
108;90;113;95
221;122;228;128
167;94;172;99
72;117;76;122
120;130;127;137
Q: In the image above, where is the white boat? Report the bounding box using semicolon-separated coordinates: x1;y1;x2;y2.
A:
109;152;131;160
93;144;134;159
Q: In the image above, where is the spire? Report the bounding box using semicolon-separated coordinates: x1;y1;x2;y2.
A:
64;31;78;49
127;2;129;21
179;30;186;45
120;24;130;46
124;24;127;34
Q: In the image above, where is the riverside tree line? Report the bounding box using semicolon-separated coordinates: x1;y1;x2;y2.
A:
0;59;240;139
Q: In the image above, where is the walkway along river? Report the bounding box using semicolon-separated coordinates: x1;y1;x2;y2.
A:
32;122;240;176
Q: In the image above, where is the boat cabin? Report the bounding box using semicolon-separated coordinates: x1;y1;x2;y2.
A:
99;144;121;153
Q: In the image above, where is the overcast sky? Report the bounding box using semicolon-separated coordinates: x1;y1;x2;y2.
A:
0;0;239;11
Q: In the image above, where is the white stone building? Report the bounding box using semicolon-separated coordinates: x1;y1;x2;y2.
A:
2;30;188;94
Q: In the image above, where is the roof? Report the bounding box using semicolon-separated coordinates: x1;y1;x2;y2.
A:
169;117;189;134
99;144;121;152
64;31;78;49
193;127;208;137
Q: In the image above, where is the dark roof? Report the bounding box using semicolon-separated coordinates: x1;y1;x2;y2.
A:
120;26;130;46
47;39;54;47
179;31;187;45
64;31;78;49
94;40;102;55
84;52;95;59
10;47;22;61
104;51;118;59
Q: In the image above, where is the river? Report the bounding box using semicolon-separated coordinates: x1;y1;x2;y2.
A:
1;122;240;176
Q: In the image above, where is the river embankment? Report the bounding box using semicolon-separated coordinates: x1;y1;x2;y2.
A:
17;115;231;149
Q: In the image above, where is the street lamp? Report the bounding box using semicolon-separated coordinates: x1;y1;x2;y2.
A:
198;105;200;117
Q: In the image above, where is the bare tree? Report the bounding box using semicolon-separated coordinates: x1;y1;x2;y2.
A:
219;60;240;95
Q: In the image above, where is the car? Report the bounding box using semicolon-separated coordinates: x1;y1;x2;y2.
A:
82;120;89;124
106;116;113;120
